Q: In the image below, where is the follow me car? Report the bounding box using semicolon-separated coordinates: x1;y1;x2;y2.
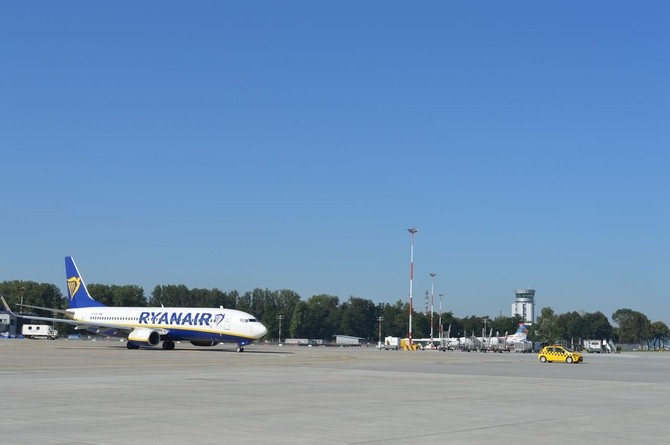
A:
538;345;583;364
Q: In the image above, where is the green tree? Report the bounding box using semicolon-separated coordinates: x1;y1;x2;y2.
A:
612;308;652;345
440;312;462;339
236;291;252;313
534;307;556;342
273;289;301;340
491;315;524;338
378;300;409;338
149;284;191;306
413;312;429;339
1;280;66;311
461;315;484;338
648;321;670;350
240;288;301;340
88;284;145;306
554;311;584;342
581;311;612;339
87;284;114;305
339;297;377;340
302;294;340;340
289;300;308;338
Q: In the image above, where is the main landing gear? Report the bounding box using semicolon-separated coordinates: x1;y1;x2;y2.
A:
126;342;140;350
162;341;175;350
236;346;245;352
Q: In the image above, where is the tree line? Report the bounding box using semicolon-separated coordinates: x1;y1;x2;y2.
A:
1;280;668;348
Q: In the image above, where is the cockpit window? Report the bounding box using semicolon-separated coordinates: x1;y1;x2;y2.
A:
249;318;257;322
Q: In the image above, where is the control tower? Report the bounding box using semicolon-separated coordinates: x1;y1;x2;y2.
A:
512;289;535;325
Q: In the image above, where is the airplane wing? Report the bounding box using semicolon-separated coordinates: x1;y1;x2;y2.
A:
17;303;71;315
1;296;133;333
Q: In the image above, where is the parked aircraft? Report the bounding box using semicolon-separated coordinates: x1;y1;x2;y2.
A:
502;323;529;345
1;256;268;351
436;323;531;352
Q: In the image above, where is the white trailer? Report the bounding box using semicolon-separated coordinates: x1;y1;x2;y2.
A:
21;324;58;340
583;339;603;353
383;336;400;350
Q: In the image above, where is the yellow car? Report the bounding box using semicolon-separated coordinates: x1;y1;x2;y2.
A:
538;346;583;364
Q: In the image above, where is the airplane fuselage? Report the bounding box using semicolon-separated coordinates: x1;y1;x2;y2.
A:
70;306;267;345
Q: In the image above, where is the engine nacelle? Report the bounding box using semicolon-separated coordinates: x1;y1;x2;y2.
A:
128;328;161;346
190;341;219;347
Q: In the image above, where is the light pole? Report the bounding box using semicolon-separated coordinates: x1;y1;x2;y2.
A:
439;293;444;341
277;315;284;344
377;316;384;348
19;286;25;313
430;273;436;348
407;227;418;346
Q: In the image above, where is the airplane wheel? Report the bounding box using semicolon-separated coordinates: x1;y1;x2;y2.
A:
237;346;244;352
540;356;547;363
127;342;139;350
162;341;175;350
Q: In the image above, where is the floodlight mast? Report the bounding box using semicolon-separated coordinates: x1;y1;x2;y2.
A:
430;273;436;348
407;227;418;346
439;293;444;341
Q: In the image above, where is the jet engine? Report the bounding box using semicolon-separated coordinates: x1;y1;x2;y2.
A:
128;328;161;346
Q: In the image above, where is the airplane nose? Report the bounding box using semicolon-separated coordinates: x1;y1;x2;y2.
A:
257;323;268;339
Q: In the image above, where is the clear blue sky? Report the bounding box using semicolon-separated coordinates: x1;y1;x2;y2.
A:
1;2;668;324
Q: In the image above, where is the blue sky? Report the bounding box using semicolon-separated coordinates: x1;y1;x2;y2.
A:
1;2;668;324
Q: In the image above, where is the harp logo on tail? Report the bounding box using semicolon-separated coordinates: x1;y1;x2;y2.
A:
67;277;81;300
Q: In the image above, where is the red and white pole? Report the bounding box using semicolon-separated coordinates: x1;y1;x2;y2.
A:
430;272;436;348
407;227;418;346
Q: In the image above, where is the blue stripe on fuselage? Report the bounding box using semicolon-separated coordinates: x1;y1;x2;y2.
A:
161;328;253;344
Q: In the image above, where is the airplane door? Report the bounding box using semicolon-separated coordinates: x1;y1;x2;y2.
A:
223;319;231;331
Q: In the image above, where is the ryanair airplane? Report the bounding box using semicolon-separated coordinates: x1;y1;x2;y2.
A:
2;257;268;351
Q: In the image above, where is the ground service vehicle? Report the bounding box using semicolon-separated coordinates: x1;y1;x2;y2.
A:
21;324;58;340
583;339;603;353
538;345;583;364
383;336;400;350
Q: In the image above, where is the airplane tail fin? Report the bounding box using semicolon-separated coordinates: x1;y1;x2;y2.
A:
65;256;106;308
515;323;529;337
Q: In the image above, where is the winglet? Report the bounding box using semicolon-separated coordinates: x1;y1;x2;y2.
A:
1;295;16;315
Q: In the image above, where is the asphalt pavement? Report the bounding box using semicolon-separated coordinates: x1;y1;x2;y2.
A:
1;339;668;444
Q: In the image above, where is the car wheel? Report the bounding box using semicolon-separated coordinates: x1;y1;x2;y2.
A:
540;356;547;363
566;356;573;364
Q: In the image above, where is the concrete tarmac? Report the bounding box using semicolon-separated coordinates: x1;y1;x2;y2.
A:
1;339;669;444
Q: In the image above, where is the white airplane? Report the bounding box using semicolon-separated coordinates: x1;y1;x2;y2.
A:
439;323;530;352
1;256;268;351
504;323;530;346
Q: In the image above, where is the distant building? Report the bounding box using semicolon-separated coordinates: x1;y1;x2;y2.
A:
334;335;365;346
0;311;18;337
512;289;535;325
